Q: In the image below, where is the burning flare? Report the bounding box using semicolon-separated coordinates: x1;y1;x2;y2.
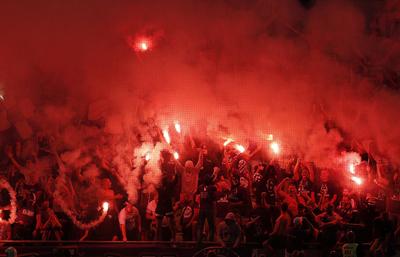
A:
174;122;181;133
173;151;179;160
162;129;171;144
348;163;356;174
235;144;245;153
351;176;363;185
145;152;151;161
223;138;234;147
270;142;280;154
102;202;109;212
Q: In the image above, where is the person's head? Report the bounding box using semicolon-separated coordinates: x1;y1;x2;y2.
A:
342;188;350;197
326;204;334;214
288;184;297;195
298;204;305;216
41;200;50;210
281;202;289;213
320;169;329;182
101;178;112;189
25;156;36;168
160;150;172;162
232;175;239;186
301;168;310;180
266;165;276;176
239;177;249;188
184;160;194;169
125;201;134;213
346;230;356;243
224;212;236;225
201;144;208;155
293;217;303;228
204;174;214;185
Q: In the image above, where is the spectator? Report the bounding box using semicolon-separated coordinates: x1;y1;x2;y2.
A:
145;192;158;240
196;174;217;244
216;212;241;249
0;210;11;240
156;151;178;241
316;204;343;256
228;175;251;216
118;201;141;241
341;230;361;257
12;188;36;240
34;200;62;240
312;170;338;213
263;202;291;254
285;216;317;257
175;151;203;201
337;188;357;222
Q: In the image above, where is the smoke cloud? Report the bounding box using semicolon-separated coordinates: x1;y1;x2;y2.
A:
1;0;400;205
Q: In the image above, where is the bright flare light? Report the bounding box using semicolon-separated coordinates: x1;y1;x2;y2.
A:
162;129;171;144
0;95;4;101
102;202;109;212
135;38;151;52
223;138;234;147
145;152;151;161
139;42;148;51
270;142;280;154
351;176;363;185
348;163;355;174
267;134;274;141
235;144;245;153
174;122;181;133
173;151;179;160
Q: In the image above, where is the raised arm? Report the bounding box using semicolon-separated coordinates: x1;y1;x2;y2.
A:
276;177;290;200
6;147;24;171
195;151;204;169
293;158;301;181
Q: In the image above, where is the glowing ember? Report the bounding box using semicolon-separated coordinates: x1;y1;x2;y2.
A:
173;151;179;160
174;122;181;133
351;176;363;185
235;144;245;153
348;163;355;174
162;129;171;144
145;152;151;161
270;142;280;154
223;138;234;147
102;202;109;212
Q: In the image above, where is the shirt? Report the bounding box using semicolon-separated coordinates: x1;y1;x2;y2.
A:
198;184;217;210
342;243;358;257
181;167;200;195
218;221;241;245
118;207;139;231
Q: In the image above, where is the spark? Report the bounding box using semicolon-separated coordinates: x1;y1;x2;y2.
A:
0;95;4;101
145;152;151;161
266;134;274;141
173;151;179;160
102;202;109;212
270;142;280;154
351;176;363;185
235;144;245;153
223;138;234;147
162;129;171;144
174;122;181;133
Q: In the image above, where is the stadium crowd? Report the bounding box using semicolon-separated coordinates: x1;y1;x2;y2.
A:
0;123;400;257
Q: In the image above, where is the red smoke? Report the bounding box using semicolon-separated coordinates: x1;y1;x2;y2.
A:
0;0;400;167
